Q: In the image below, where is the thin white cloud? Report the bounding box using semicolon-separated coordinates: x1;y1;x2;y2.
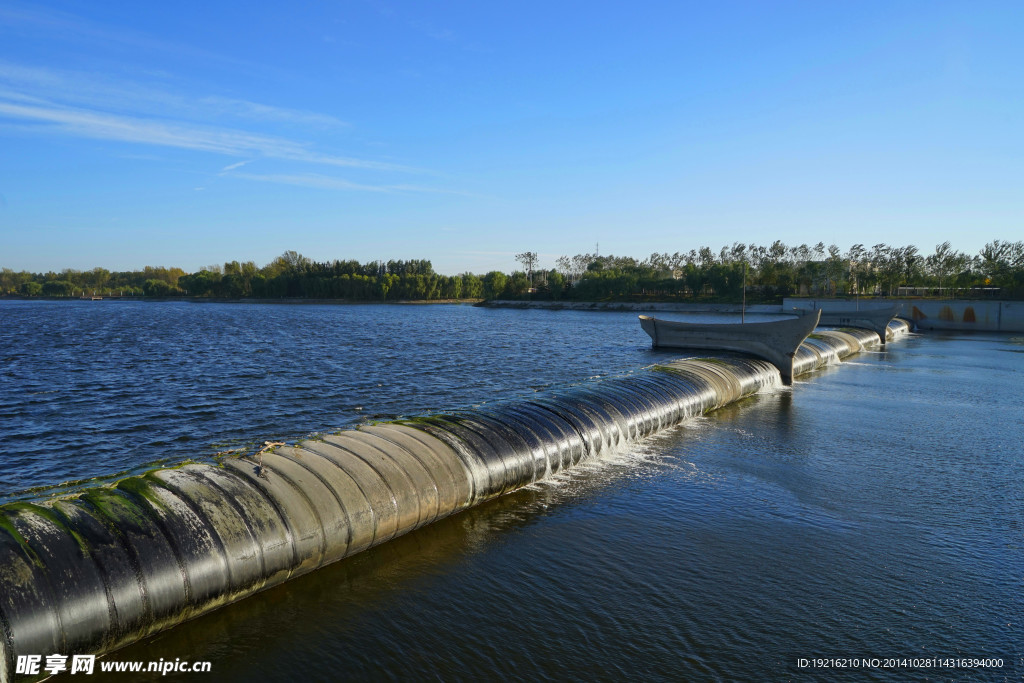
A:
0;62;348;129
0;86;49;106
0;5;466;194
115;152;166;162
0;61;429;176
220;160;253;172
226;171;466;195
199;96;348;128
230;172;389;192
0;99;413;171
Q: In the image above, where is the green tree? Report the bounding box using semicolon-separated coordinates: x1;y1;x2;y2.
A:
143;279;173;297
482;271;507;299
515;251;539;287
1;268;32;294
461;273;484;299
823;244;845;295
222;273;246;298
42;280;75;296
89;267;111;291
504;271;530;297
926;241;958;295
547;270;565;298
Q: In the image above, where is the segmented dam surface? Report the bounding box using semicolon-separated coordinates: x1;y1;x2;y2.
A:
0;319;910;680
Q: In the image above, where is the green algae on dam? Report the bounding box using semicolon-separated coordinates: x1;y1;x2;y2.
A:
0;321;909;681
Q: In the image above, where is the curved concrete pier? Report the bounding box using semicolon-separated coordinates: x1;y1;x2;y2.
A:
0;321;907;681
638;310;821;385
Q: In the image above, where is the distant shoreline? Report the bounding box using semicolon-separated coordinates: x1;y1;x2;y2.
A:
0;296;796;313
478;299;786;313
0;295;484;305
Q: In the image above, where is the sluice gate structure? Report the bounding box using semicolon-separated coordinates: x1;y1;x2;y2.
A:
638;310;821;385
0;320;910;681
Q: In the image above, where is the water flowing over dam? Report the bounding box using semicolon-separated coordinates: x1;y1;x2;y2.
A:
0;320;909;680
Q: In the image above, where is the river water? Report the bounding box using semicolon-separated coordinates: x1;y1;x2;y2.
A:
1;301;1020;681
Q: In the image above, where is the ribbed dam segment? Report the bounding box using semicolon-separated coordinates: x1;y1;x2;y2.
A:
0;320;910;682
795;304;902;345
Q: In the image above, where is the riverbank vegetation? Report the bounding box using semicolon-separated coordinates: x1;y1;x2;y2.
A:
3;241;1022;302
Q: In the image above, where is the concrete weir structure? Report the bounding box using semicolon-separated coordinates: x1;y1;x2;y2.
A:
638;310;821;385
0;320;910;681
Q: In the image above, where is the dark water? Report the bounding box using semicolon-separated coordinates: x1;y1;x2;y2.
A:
2;302;1021;681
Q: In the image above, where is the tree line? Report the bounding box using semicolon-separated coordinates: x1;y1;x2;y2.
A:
535;240;1023;301
2;241;1022;302
0;265;186;298
0;252;499;300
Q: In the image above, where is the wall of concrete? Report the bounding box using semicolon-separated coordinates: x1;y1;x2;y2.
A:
640;310;820;384
784;298;1024;332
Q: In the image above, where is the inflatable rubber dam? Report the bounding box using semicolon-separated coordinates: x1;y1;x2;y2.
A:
0;320;910;680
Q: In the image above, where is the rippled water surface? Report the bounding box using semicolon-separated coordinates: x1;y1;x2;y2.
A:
2;301;1021;681
1;300;703;495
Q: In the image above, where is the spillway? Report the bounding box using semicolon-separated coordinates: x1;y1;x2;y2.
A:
0;320;910;681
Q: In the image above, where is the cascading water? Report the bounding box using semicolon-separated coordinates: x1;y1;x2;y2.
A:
0;322;910;682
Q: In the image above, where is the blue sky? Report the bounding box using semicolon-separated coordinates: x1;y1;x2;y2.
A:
1;1;1021;275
